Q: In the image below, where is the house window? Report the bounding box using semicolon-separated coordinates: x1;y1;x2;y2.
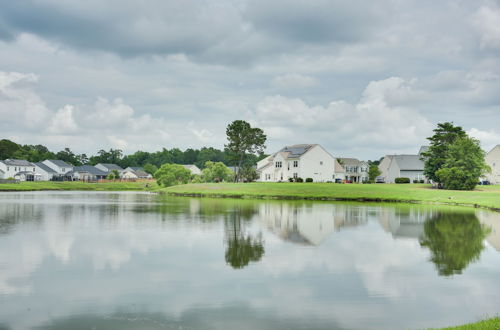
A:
320;161;323;165
275;161;282;168
7;167;10;171
293;161;298;167
293;173;298;179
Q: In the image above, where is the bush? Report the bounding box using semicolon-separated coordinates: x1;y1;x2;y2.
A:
413;179;418;183
288;178;294;182
305;178;313;182
395;177;411;184
295;177;304;182
419;179;425;183
154;163;191;187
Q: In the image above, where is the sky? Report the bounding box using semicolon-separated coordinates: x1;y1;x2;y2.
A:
1;0;500;160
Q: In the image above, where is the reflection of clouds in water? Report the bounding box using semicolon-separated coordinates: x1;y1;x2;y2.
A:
2;194;500;330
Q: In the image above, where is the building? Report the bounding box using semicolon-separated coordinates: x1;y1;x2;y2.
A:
484;145;500;184
34;162;58;181
337;158;369;183
42;160;73;175
182;164;202;175
68;165;108;181
257;144;338;182
121;167;153;179
95;163;124;173
0;159;37;181
378;154;427;183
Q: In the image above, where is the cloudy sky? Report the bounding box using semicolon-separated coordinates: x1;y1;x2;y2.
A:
1;0;500;159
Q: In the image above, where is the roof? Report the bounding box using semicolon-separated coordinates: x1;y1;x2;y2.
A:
277;144;317;159
182;164;200;170
418;146;429;155
46;159;72;167
34;162;57;174
1;159;34;166
97;163;123;171
391;155;425;171
123;168;150;177
69;165;108;176
337;158;365;166
334;159;345;173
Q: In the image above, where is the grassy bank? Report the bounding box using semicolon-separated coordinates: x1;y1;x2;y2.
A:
163;182;500;211
0;181;157;191
433;317;500;329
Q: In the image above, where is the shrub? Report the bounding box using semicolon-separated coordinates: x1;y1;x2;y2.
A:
305;178;313;182
296;177;304;183
395;177;411;184
154;163;191;187
288;178;294;182
419;179;425;183
413;179;418;183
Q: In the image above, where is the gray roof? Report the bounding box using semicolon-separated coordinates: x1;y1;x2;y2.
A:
69;165;108;176
278;144;317;159
338;158;365;166
124;168;150;177
34;162;57;174
97;163;123;171
46;159;72;167
391;155;424;171
1;159;34;166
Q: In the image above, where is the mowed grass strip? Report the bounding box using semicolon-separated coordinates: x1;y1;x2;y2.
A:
431;317;500;330
0;181;156;191
164;183;500;210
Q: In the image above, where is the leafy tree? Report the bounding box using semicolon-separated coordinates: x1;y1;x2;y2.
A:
240;165;259;182
56;148;81;165
154;163;191;187
89;148;123;165
225;120;266;182
435;136;489;190
422;122;467;183
368;164;381;182
143;163;158;175
0;139;20;159
106;169;121;180
201;161;234;183
420;212;490;276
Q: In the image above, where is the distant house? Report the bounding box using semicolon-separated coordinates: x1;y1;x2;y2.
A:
34;162;58;181
42;160;73;175
182;164;201;175
257;144;338;182
0;159;37;181
121;167;153;179
484;145;500;184
95;163;124;173
68;165;108;181
337;158;369;183
378;154;427;183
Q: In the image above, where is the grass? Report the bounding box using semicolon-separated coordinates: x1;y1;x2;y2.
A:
431;317;500;329
163;182;500;211
0;181;158;191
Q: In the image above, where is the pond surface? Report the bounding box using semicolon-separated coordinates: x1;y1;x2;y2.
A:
1;192;500;330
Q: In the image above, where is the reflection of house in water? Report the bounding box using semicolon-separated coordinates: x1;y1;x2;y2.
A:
258;203;369;245
378;208;436;239
477;210;500;251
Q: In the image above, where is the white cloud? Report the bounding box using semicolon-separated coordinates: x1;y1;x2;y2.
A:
272;73;318;89
473;4;500;49
47;104;79;134
468;127;500;151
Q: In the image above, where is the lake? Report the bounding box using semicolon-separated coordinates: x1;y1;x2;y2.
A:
1;191;500;330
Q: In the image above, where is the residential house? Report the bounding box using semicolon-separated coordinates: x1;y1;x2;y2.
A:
337;158;369;183
34;162;57;181
121;167;153;179
68;165;108;181
378;153;427;183
0;159;37;181
484;145;500;184
95;163;124;174
42;160;73;175
257;144;338;182
182;164;202;175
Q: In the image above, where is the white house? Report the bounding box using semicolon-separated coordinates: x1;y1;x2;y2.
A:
95;163;124;173
484;145;500;184
0;159;37;181
34;162;58;181
121;167;153;179
257;144;338;182
338;158;369;183
182;164;202;175
42;160;73;175
67;165;108;181
378;154;427;183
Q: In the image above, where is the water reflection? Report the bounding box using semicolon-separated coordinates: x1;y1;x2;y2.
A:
420;212;490;276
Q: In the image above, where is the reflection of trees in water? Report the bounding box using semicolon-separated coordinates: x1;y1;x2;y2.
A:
0;203;44;236
419;212;491;276
224;206;264;269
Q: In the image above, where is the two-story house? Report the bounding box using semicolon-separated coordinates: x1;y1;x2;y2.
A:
257;144;338;182
337;158;369;183
0;159;37;181
484;145;500;184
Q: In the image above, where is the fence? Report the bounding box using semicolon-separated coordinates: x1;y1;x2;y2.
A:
97;178;155;183
0;179;20;184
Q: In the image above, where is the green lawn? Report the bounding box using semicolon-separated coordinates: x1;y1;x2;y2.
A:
432;317;500;329
163;182;500;211
0;181;157;191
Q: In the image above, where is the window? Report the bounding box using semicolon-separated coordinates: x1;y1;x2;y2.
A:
293;161;298;167
7;167;9;171
275;161;282;168
320;161;323;165
293;173;298;179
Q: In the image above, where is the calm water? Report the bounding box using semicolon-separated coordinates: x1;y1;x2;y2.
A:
1;192;500;330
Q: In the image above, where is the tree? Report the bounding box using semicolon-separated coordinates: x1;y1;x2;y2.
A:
368;164;381;183
225;120;266;182
201;161;234;183
56;148;80;165
422;122;467;183
239;165;259;182
435;136;489;190
0;139;20;159
143;163;158;176
107;169;121;180
154;163;191;187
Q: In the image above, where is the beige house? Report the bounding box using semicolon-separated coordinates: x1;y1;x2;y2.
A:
121;167;153;179
337;158;369;183
484;145;500;184
182;164;202;175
